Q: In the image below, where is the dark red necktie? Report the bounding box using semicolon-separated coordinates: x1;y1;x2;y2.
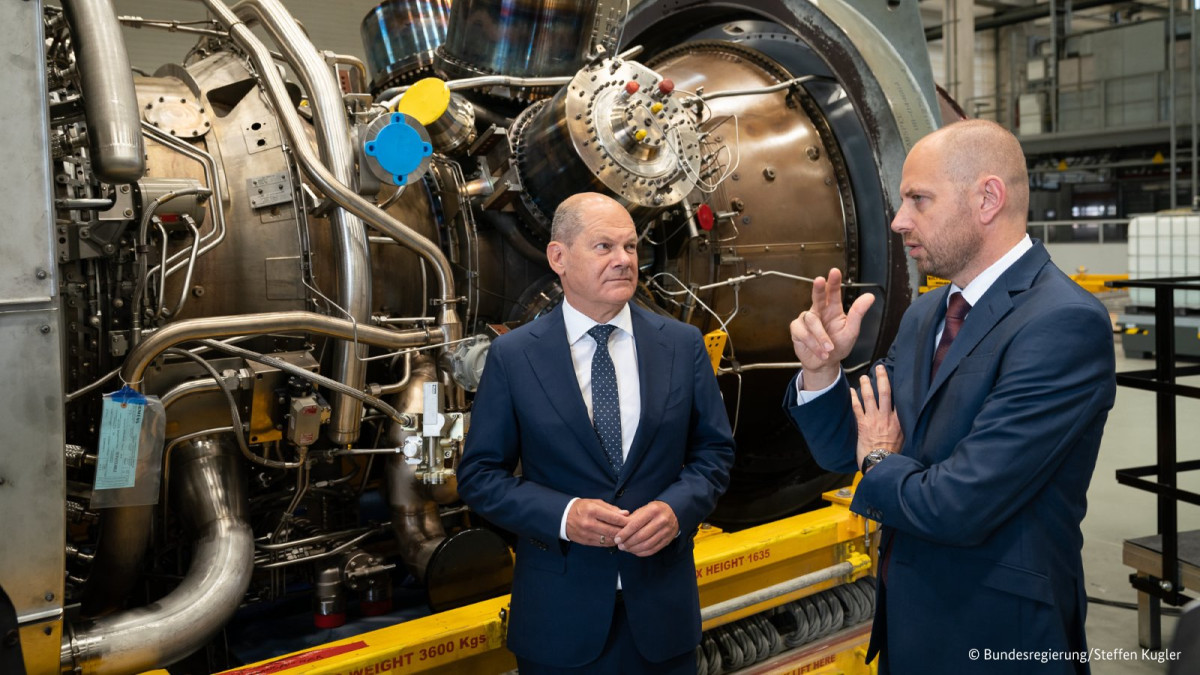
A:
931;292;971;379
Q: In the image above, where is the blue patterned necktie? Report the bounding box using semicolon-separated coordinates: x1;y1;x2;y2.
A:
587;324;623;474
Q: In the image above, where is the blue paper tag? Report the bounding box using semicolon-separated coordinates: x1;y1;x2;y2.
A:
94;385;147;490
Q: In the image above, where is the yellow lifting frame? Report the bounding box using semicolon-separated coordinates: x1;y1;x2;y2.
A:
206;489;877;675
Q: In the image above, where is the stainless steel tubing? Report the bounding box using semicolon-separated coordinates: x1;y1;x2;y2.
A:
204;0;462;442
699;561;855;622
63;437;253;673
141;123;228;282
196;0;457;309
120;311;444;390
231;0;373;444
60;0;146;184
385;354;451;581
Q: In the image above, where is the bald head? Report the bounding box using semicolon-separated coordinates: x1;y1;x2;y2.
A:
551;193;631;246
918;119;1029;223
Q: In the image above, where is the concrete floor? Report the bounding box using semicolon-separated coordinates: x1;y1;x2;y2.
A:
1081;340;1200;674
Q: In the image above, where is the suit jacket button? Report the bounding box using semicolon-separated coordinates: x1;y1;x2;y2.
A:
616;488;626;498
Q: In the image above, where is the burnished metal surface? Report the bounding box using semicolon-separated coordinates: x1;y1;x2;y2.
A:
513;56;700;230
0;3;65;672
60;0;145;183
361;0;451;92
646;40;854;359
436;0;626;95
232;0;374;445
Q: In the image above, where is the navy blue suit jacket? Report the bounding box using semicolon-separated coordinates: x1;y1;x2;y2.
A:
786;243;1115;674
458;302;735;667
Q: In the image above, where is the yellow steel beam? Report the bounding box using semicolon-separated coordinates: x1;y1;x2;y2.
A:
212;494;875;675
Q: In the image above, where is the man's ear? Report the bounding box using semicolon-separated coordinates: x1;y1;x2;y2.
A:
978;176;1006;225
546;241;566;275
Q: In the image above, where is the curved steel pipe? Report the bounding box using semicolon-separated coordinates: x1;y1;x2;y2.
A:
63;437;253;674
61;0;146;183
231;0;373;444
385;354;452;581
197;0;457;317
120;311;443;390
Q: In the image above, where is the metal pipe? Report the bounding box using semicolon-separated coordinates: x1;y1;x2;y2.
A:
230;0;373;444
61;0;146;183
55;197;115;210
142;123;228;282
64;437;253;673
197;0;461;444
120;311;442;390
1193;0;1198;208
1168;1;1177;209
385;355;450;582
323;51;369;93
699;555;870;623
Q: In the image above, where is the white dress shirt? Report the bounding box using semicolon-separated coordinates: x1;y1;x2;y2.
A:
558;298;641;541
794;235;1033;402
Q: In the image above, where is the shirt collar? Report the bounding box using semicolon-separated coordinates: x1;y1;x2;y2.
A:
562;298;634;344
950;234;1033;306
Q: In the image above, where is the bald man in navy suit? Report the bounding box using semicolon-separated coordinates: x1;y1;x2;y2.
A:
458;193;735;673
787;120;1116;674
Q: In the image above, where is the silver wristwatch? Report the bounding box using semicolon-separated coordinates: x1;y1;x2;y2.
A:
861;448;893;474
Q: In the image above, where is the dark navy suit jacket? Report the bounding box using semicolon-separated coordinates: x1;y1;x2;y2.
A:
786;243;1115;674
458;302;735;667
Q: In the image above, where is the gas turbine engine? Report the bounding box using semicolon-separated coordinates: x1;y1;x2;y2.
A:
0;0;939;672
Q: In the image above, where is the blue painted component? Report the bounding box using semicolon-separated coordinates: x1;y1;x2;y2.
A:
363;113;433;186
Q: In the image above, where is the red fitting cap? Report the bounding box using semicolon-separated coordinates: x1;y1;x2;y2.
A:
658;79;675;95
314;612;346;629
696;204;715;231
625;81;640;95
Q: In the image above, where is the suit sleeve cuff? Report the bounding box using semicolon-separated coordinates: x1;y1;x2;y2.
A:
794;368;842;404
559;497;579;541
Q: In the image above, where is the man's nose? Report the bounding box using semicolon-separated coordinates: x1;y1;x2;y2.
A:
890;208;909;234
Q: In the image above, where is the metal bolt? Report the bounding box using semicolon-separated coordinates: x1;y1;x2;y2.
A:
39;325;51;334
836;488;851;497
120;185;130;193
731;173;739;181
192;285;206;298
123;208;134;218
44;592;54;602
35;269;47;279
763;167;776;180
806;145;820;161
103;244;115;254
742;216;751;225
1161;580;1174;591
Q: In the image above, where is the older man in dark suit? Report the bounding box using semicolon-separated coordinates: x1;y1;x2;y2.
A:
787;120;1116;674
458;192;735;673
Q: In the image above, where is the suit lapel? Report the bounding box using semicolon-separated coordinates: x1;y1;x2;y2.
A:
524;306;611;475
617;305;673;490
919;243;1049;412
913;286;949;405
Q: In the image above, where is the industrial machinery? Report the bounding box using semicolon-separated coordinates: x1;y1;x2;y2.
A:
0;0;939;672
